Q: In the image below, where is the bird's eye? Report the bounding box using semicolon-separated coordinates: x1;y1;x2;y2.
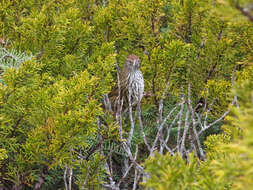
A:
127;60;132;65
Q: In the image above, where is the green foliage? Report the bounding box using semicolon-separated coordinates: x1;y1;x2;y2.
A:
0;148;8;162
214;0;253;23
76;153;106;190
143;153;201;190
204;79;232;115
209;66;253;190
0;59;111;187
0;0;118;188
143;151;232;190
0;0;252;189
143;66;253;189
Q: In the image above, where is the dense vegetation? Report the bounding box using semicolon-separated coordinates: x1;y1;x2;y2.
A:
0;0;252;189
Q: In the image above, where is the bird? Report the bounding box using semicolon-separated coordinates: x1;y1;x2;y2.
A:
108;54;144;112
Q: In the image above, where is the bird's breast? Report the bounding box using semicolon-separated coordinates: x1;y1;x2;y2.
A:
128;70;144;102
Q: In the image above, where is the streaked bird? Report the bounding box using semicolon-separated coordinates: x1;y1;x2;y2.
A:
109;54;144;111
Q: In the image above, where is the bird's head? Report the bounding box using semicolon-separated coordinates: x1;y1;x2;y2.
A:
125;54;141;71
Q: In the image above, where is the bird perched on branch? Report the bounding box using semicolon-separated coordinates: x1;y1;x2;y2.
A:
108;54;144;112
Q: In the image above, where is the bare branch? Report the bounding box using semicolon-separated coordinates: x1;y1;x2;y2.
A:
104;162;117;189
132;169;140;190
232;65;239;108
127;88;135;147
204;98;216;127
199;110;230;136
138;103;151;151
64;165;68;190
235;3;253;22
192;122;206;160
122;142;145;174
118;99;124;139
98;119;118;189
102;94;113;113
194;111;204;130
177;95;185;153
115;62;122;123
151;105;178;154
158;80;170;125
196;37;206;59
180;84;191;156
114;61;124;140
68;168;73;190
118;163;133;186
162;112;180;154
202;88;209;115
180;105;190;156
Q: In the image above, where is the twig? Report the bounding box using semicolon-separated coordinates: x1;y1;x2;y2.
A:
192;121;206;160
64;165;68;190
180;105;190;156
117;146;139;189
68;167;73;190
118;163;133;187
98;119;117;189
137;102;151;151
202;88;209;115
158;80;170;125
102;94;113;113
127;87;135;147
115;62;124;140
196;37;206;59
193;111;204;130
188;89;206;160
122;142;145;174
231;65;239;108
203;98;216;127
115;62;122;123
132;168;140;190
235;3;253;22
151;105;178;154
177;95;185;153
162;112;180;154
199;110;230;136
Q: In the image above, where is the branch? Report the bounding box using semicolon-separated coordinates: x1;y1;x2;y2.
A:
138;103;151;151
199;109;230;136
122;142;145;174
132;168;141;190
192;122;206;160
102;94;113;114
158;80;170;125
235;3;253;22
118;145;139;187
151;104;178;154
196;37;206;59
231;65;239;108
127;88;135;147
203;98;216;127
68;167;73;190
177;95;185;153
115;62;124;139
98;119;117;188
64;165;68;190
180;104;190;156
161;112;180;154
202;88;209;115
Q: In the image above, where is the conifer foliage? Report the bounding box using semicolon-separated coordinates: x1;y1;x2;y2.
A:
0;0;252;189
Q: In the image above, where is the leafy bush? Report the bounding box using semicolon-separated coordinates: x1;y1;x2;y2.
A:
143;66;253;190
